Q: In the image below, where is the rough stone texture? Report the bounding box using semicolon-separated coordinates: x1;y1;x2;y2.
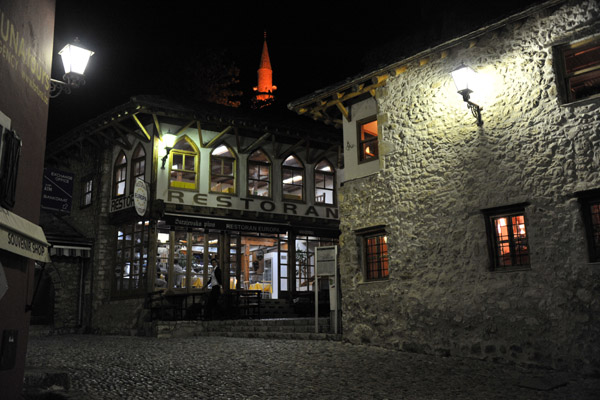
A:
339;0;600;374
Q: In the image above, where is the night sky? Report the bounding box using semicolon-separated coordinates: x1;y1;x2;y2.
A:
48;0;545;140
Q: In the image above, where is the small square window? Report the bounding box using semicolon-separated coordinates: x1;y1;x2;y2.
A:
577;189;600;262
482;204;530;271
356;226;389;280
556;35;600;103
357;117;378;162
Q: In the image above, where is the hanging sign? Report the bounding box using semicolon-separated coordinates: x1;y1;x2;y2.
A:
41;168;74;214
0;262;7;301
133;179;149;216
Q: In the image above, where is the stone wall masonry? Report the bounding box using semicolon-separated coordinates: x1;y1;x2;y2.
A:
339;0;600;374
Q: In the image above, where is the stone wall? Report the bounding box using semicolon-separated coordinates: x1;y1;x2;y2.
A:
339;0;600;374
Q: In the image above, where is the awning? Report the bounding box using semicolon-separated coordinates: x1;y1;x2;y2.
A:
49;244;91;258
0;209;51;262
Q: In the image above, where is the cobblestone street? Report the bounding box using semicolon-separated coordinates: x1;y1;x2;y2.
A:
24;334;599;399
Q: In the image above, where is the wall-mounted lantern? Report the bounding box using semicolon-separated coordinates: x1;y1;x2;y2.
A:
451;64;483;126
160;133;177;169
50;38;94;98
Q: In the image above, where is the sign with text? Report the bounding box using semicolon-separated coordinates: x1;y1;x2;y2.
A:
41;168;74;214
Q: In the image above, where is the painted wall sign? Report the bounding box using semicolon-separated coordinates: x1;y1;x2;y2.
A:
134;179;149;216
41;168;74;214
110;194;134;213
166;190;339;220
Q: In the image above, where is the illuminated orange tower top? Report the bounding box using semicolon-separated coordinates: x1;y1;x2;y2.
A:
253;32;277;102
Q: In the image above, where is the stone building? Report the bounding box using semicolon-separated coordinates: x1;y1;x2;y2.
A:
41;95;340;335
289;0;600;374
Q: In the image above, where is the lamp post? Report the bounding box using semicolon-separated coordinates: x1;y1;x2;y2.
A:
160;133;177;169
451;64;483;126
50;38;94;98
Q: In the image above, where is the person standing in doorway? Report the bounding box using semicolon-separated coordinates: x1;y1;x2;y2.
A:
205;258;222;319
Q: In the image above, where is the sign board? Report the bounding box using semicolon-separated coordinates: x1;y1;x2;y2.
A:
134;179;149;216
0;263;7;301
315;246;337;276
41;168;74;214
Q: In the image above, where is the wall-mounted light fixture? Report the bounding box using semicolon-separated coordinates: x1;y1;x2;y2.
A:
451;64;483;126
50;38;94;98
160;133;177;169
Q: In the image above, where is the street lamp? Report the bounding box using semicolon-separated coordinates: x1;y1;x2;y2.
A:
160;133;177;169
50;38;94;98
451;64;483;126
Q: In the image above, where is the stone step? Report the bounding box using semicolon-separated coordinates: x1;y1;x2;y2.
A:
197;331;342;341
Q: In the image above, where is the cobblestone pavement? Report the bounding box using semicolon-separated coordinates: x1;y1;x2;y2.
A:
25;334;599;400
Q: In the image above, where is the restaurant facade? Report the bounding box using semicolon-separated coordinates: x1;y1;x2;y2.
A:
41;96;340;335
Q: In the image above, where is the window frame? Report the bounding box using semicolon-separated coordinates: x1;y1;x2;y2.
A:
80;175;93;208
576;189;600;262
168;136;199;191
113;151;127;197
356;226;389;281
210;144;237;195
281;154;305;202
113;220;150;297
247;148;272;198
314;158;335;206
482;203;531;271
555;34;600;104
130;144;146;191
357;116;379;163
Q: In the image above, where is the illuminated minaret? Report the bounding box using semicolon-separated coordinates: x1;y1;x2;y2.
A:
253;31;277;103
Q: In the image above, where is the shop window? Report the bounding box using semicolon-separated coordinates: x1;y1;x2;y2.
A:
169;136;199;190
556;35;600;103
282;154;304;201
114;220;150;295
81;176;93;207
131;144;146;187
358;117;378;162
113;151;127;197
482;204;530;270
247;149;271;197
210;144;236;194
357;226;389;281
577;190;600;262
314;159;335;205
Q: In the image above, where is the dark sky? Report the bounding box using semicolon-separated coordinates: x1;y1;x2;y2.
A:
48;0;545;139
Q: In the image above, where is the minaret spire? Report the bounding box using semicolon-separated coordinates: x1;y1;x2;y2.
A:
253;31;277;105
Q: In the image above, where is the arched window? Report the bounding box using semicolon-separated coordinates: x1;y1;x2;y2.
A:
247;149;271;197
169;136;199;190
210;144;236;194
131;144;146;187
314;159;335;205
282;154;304;201
113;151;127;197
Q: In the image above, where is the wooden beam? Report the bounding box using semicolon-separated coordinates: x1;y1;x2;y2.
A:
153;114;162;139
197;121;204;148
334;101;349;121
204;125;233;148
277;139;305;159
241;131;272;154
131;114;151;141
174;120;195;136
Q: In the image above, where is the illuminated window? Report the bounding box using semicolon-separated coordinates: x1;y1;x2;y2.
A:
81;176;93;207
556;36;600;103
169;136;199;190
577;190;600;262
282;155;304;201
314;159;335;205
113;151;127;197
114;220;150;295
356;227;389;280
211;144;236;194
483;204;530;270
131;144;146;187
358;117;378;162
247;149;271;197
